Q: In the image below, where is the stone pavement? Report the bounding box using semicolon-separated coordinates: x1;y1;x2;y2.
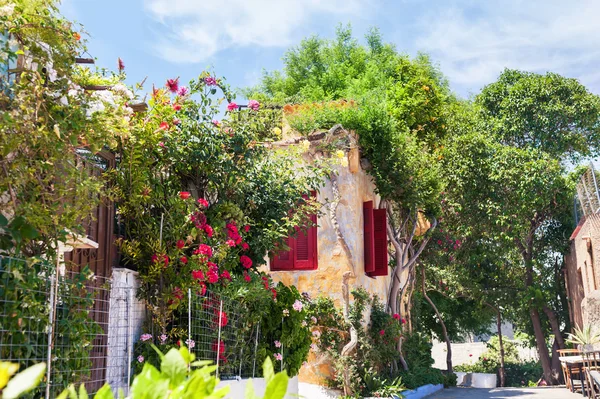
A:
428;387;583;399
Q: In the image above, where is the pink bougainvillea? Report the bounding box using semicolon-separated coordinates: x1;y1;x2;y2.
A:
204;76;217;86
192;270;204;281
177;86;188;96
194;244;213;258
197;198;209;208
247;100;260;111
227;102;238;112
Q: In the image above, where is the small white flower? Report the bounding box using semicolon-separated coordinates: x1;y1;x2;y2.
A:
282;309;290;317
112;83;134;99
0;3;15;17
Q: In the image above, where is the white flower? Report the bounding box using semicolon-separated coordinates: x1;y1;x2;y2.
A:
282;309;290;317
0;3;15;17
86;101;105;117
185;339;195;349
301;321;307;327
112;83;134;100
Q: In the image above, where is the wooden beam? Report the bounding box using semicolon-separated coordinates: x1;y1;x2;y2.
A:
75;57;95;64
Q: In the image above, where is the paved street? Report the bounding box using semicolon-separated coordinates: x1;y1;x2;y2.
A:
428;387;582;399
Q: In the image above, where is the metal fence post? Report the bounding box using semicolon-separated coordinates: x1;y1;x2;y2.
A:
252;323;260;378
188;289;192;350
216;300;223;378
45;273;57;399
126;287;133;393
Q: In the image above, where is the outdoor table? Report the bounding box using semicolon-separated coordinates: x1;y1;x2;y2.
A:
560;356;587;396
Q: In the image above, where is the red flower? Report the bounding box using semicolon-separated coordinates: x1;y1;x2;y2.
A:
437;240;443;246
159;121;169;130
163;255;169;267
469;354;473;357
227;102;238;111
212;340;225;354
220;270;231;281
241;242;250;251
243;225;250;233
173;287;183;300
179;191;191;200
180;256;188;264
199;282;207;296
194;244;213;258
197;198;209;208
207;261;218;271
151;254;158;263
192;270;204;281
173;103;182;111
166;78;179;93
176;239;185;249
203;225;214;237
401;318;406;324
207;270;219;284
379;330;385;336
240;255;253;269
392;313;401;320
243;271;251;282
271;288;277;300
215;311;228;327
226;239;236;247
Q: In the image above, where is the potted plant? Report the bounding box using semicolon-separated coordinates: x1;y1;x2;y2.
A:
566;326;600;352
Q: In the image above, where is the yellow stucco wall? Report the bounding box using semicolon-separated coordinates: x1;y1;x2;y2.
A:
259;160;392;384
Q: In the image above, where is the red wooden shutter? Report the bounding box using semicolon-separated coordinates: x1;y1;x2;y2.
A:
363;201;375;274
371;208;388;276
271;237;294;271
295;213;317;270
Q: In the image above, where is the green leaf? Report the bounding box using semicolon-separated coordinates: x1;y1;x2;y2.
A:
161;348;188;387
263;371;289;399
94;384;114;399
262;357;274;385
2;362;46;399
0;214;8;227
19;224;38;240
78;384;89;399
244;379;259;399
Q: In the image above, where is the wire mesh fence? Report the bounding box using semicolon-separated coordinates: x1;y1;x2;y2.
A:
0;256;261;398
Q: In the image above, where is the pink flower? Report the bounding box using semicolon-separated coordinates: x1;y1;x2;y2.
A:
117;57;125;72
241;242;250;251
310;343;318;351
393;313;401;320
176;239;185;249
173;118;181;125
180;256;188;264
158;142;166;148
137;355;144;363
212;120;220;127
186;339;195;349
301;321;307;327
292;300;303;312
207;270;219;284
166;78;179;93
311;316;317;324
177;86;189;96
173;103;182;111
247;99;260;111
199;282;207;295
274;353;283;361
226;239;236;247
192;270;204;281
204;76;217;86
140;333;152;341
179;191;191;200
243;271;251;282
379;330;385;336
197;198;209;208
203;225;214;237
401;318;406;324
312;330;320;338
274;340;281;348
240;255;253;269
227;102;238;112
159;121;169;130
243;225;250;233
160;334;167;343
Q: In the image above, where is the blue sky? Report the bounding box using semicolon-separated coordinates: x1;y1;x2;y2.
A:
61;0;600;99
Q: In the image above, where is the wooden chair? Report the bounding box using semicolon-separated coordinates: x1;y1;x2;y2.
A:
559;349;583;392
583;350;600;398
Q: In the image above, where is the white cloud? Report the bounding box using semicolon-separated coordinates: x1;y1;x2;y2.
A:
144;0;365;63
413;0;600;94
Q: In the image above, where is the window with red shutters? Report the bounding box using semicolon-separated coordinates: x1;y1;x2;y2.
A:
363;201;375;274
270;195;318;271
366;207;388;277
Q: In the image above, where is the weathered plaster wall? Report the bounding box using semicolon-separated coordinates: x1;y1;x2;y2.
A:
261;161;392;384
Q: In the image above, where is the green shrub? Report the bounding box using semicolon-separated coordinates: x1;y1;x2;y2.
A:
442;372;457;388
402;331;434;369
398;367;444;389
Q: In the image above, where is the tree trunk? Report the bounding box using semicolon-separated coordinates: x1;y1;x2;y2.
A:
422;267;452;373
496;308;506;387
530;307;558;384
551;338;564;385
543;305;565;349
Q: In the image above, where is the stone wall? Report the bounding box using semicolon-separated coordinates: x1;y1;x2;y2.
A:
566;215;600;337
